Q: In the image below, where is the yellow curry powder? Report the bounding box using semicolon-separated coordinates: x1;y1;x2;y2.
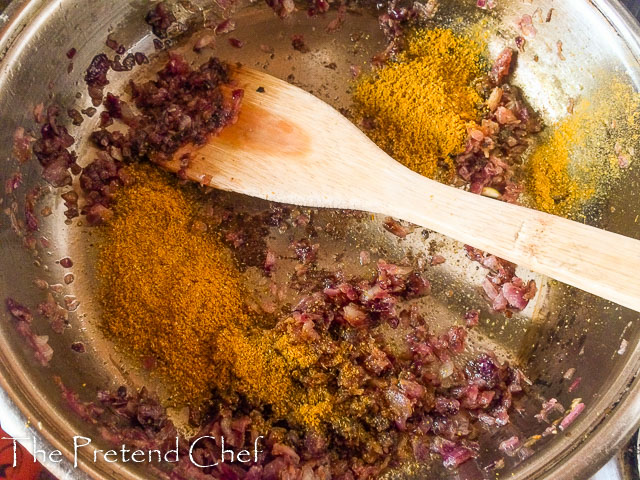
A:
220;325;337;428
98;165;253;406
526;78;640;217
352;28;486;181
98;165;337;428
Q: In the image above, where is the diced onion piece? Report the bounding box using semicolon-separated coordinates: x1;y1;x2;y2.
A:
481;187;501;199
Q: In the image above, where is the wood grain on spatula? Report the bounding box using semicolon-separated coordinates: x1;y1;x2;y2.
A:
164;66;640;314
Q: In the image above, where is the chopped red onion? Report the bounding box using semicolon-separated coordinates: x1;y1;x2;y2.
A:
618;338;628;355
145;2;177;39
383;217;412;238
12;127;35;163
498;436;520;456
291;34;310;53
535;397;565;423
5;172;22;194
464;309;479;327
59;257;73;268
517;14;537;38
430;255;446;266
559;402;585;430
568;377;582;393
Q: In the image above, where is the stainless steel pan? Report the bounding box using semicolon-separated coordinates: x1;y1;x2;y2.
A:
1;0;640;479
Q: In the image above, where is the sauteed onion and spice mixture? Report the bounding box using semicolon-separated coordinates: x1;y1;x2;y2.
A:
4;1;640;479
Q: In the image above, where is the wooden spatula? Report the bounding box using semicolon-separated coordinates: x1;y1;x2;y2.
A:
166;66;640;313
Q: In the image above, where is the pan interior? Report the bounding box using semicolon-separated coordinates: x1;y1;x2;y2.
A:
0;0;639;479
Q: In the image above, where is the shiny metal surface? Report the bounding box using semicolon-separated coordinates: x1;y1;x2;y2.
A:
0;0;640;479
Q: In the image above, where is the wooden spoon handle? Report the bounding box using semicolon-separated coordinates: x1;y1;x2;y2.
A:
365;166;640;312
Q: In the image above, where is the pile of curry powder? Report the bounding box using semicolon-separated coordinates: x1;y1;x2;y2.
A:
352;28;487;181
526;78;640;218
97;165;252;407
97;165;337;428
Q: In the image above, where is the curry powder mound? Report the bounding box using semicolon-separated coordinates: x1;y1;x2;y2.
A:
352;28;486;181
220;324;337;429
97;165;338;428
98;165;253;406
526;78;640;218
